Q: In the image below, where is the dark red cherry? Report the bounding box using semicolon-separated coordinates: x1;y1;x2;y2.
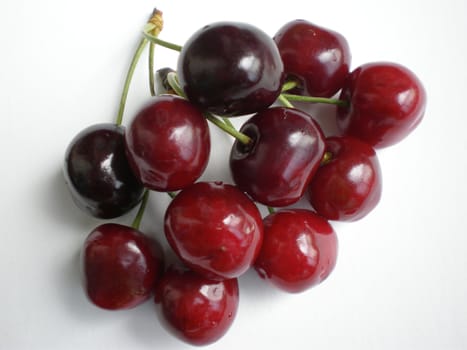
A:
81;223;164;310
308;136;382;221
254;209;338;293
125;95;210;191
177;21;285;116
155;264;239;346
274;19;351;97
164;182;263;280
337;62;426;148
230;107;325;207
64;123;144;219
154;67;176;95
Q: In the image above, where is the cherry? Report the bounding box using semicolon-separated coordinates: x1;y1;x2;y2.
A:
81;223;164;310
177;21;285;116
154;264;239;346
154;67;176;95
230;107;325;207
64;123;144;219
274;19;351;97
164;181;263;280
308;136;382;221
254;209;338;293
337;62;426;148
125;95;210;191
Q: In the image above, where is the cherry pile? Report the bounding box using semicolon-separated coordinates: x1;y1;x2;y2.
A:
63;9;426;346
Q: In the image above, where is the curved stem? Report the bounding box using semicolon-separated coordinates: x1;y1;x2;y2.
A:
281;80;299;92
142;26;182;52
149;42;156;96
204;113;252;145
131;190;150;230
267;206;276;214
115;37;148;126
281;93;348;107
277;94;295;108
166;72;186;97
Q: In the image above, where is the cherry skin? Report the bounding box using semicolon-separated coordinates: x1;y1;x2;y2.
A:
177;21;285;116
125;95;210;191
337;62;426;148
154;264;239;346
64;123;144;219
164;182;263;280
308;136;382;221
274;19;351;97
254;209;338;293
81;223;164;310
230;107;325;207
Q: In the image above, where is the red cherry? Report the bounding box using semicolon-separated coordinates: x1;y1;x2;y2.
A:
308;136;382;221
254;209;338;293
164;182;263;280
125;95;210;191
274;19;351;97
230;107;325;207
154;264;239;346
80;223;164;310
337;62;426;148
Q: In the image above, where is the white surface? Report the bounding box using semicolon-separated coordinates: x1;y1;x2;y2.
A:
1;0;466;349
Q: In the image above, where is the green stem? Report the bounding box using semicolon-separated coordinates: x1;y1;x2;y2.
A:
281;80;299;92
166;72;186;97
116;37;148;126
280;93;348;107
204;113;252;145
278;94;295;108
131;190;150;230
149;42;156;96
142;25;182;52
267;206;276;214
167;191;177;199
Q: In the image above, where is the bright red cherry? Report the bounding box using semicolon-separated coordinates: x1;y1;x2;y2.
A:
164;182;263;280
274;19;351;97
230;107;325;207
154;264;239;346
177;21;285;116
337;62;426;148
308;136;382;221
254;209;338;293
64;123;144;218
125;95;210;191
80;223;164;310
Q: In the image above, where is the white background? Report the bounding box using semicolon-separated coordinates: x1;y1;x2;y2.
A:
1;0;466;349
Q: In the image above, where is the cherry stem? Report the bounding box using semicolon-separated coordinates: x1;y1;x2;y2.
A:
131;189;150;230
115;9;164;126
277;94;295;108
166;72;253;146
280;93;348;107
149;42;156;96
143;25;182;52
267;206;276;214
115;37;148;126
320;151;333;165
281;80;299;92
167;191;177;199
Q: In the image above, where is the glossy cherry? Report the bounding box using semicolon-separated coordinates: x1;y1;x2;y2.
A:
64;123;144;219
164;182;263;280
337;62;426;148
254;209;337;293
154;264;239;346
177;21;284;116
81;223;164;310
274;19;351;97
308;136;382;221
230;107;325;207
125;95;210;191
